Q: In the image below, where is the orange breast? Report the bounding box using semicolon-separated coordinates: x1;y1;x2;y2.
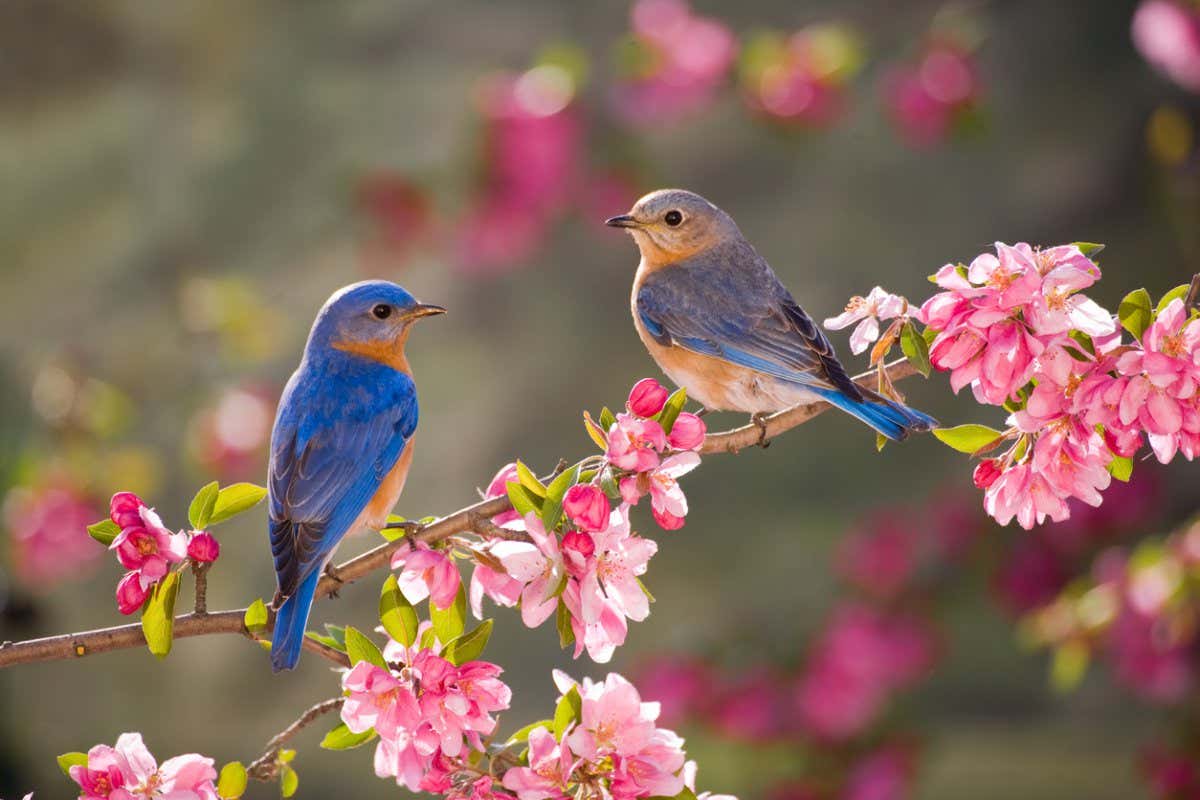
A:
355;438;415;532
332;328;413;373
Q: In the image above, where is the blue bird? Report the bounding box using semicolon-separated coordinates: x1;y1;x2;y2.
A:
606;189;936;441
268;281;444;671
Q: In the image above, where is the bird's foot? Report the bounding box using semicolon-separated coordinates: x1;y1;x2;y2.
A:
750;412;772;448
383;520;425;537
323;564;344;599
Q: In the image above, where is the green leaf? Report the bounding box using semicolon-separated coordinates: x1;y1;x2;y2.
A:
1118;288;1153;341
899;321;932;378
57;751;88;775
141;571;181;659
555;602;575;650
875;432;887;452
1108;454;1133;482
506;482;543;517
320;723;377;751
306;624;348;652
244;598;269;634
932;424;1005;454
208;483;268;525
583;412;608;450
443;619;493;666
1156;283;1191;314
1071;242;1105;259
430;584;468;643
1051;640;1090;693
657;387;687;433
217;761;248;800
553;685;582;739
344;625;388;668
87;518;120;546
542;463;581;532
515;461;547;498
505;719;554;746
380;515;407;541
599;406;617;430
188;481;219;529
280;764;299;798
379;574;419;647
419;626;438;650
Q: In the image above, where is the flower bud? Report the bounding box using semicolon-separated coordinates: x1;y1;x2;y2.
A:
187;531;220;564
561;530;596;560
109;491;145;529
563;484;610;533
972;459;1002;489
116;571;149;615
627;378;669;417
667;412;706;450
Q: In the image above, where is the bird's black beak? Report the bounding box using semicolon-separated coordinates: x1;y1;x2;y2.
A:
605;214;640;229
406;303;446;320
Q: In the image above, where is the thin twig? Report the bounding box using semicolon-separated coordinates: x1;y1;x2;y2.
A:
192;563;210;615
1185;273;1200;312
246;697;345;781
0;358;921;669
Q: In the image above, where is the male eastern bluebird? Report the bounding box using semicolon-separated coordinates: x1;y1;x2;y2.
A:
607;189;936;441
268;281;444;671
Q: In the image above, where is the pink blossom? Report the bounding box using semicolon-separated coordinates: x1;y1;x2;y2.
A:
69;733;217;800
2;483;102;590
563;484;611;533
983;462;1070;530
628;378;669;417
413;649;512;756
109;495;187;583
501;726;577;800
975;319;1042;405
576;511;657;629
392;541;461;610
185;532;219;564
824;287;909;355
667;412;706;450
495;514;565;628
561;530;596;575
609;728;687;798
1132;0;1200;92
1025;251;1114;337
115;571;149;615
562;579;629;663
188;384;274;481
606;413;668;472
485;463;522;526
620;452;700;530
469;559;523;620
565;673;660;759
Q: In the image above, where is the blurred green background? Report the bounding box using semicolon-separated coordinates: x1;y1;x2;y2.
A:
2;1;1198;797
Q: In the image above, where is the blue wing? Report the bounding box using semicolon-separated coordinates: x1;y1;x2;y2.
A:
636;240;864;402
268;359;418;599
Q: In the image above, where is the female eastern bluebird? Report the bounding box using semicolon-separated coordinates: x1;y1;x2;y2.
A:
268;281;444;671
606;189;936;441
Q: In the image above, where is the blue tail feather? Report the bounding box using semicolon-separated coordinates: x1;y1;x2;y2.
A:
814;387;938;442
271;568;321;672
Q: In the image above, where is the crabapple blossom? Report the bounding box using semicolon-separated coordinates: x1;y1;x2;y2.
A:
495;513;566;629
108;493;187;585
393;541;462;610
627;378;669;417
666;412;706;450
823;287;909;355
185;532;219;564
501;726;577;800
606;413;667;472
68;733;217;800
563;484;611;533
115;571;150;615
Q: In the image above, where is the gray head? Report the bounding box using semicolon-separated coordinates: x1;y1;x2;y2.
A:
606;189;742;267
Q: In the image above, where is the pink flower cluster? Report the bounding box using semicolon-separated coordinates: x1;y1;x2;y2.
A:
882;41;981;148
611;0;737;126
919;242;1200;527
1132;0;1200;93
3;482;102;590
68;732;217;800
340;633;511;793
107;493;219;614
740;25;861;129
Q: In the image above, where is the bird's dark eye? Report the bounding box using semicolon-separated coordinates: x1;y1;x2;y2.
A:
371;304;393;320
664;210;683;227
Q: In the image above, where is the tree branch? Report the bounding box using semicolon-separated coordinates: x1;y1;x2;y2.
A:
246;697;345;781
0;358;920;669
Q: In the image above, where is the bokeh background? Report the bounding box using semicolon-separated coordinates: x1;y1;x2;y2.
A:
3;1;1200;798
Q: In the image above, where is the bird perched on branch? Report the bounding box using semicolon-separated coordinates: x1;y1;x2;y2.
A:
607;189;936;442
268;281;444;671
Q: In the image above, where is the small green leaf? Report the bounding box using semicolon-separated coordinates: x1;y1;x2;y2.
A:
420;626;437;650
1108;454;1133;482
542;463;581;532
244;598;269;634
1156;283;1191;314
280;764;299;798
583;412;609;450
657;387;687;433
1071;242;1105;259
320;723;377;750
553;685;582;739
932;424;1005;454
505;719;554;746
1118;288;1153;341
188;481;220;529
599;406;617;430
875;432;887;452
141;571;181;659
443;619;494;666
515;460;547;498
380;515;408;541
87;519;121;546
344;625;388;668
57;751;88;775
209;483;268;525
430;584;468;643
555;602;575;650
217;761;248;800
506;482;543;517
1051;640;1090;693
380;574;419;647
899;321;932;378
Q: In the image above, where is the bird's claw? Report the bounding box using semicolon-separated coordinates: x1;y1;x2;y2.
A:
751;413;771;448
323;564;344;598
384;520;425;536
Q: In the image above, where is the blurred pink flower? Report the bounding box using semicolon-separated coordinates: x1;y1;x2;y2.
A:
843;745;915;800
563;484;611;533
188;385;274;481
883;42;980;148
739;26;860;129
392;541;461;610
836;511;921;598
1140;743;1200;798
1132;0;1200;92
357;174;436;256
628;378;670;417
711;669;786;742
631;655;713;727
1108;601;1192;703
3;483;102;590
991;535;1067;617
